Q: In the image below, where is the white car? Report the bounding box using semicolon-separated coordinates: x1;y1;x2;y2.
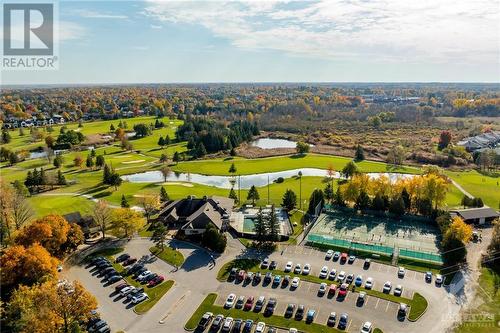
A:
255;322;266;333
337;271;346;282
289;329;298;333
383;281;392;293
319;282;327;294
319;266;329;278
394;284;403;296
291;277;300;288
398;267;406;277
436;274;443;285
222;317;234;331
302;264;311;275
360;321;373;333
285;261;293;272
224;293;236;308
119;286;135;297
137;270;152;281
328;268;337;280
131;292;149;304
325;250;334;260
365;277;374;289
294;264;302;274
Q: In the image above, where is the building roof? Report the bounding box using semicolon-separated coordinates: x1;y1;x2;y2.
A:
451;207;499;220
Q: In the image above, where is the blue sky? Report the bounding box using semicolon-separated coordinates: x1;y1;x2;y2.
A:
2;0;499;84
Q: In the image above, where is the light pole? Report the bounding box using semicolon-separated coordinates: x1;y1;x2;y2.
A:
298;171;302;211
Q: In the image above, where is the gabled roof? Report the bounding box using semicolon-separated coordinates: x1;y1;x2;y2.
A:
451;207;499;220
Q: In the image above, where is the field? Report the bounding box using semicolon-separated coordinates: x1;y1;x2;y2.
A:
446;170;500;209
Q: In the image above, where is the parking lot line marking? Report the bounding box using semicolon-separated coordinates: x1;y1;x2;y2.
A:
159;289;189;324
385;300;390;312
346;319;352;331
374;298;380;309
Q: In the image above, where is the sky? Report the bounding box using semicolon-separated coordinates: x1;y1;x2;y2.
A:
1;0;500;85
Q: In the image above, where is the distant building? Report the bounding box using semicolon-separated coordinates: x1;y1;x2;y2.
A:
63;211;100;239
450;207;499;225
457;131;500;152
157;196;234;235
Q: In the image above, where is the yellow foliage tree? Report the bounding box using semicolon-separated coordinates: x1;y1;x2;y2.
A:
111;208;145;238
447;216;473;244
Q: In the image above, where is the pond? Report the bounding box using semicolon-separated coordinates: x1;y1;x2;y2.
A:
121;168;415;189
251;138;313;149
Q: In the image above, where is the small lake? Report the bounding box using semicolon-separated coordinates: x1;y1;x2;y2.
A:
251;138;313;149
121;168;414;189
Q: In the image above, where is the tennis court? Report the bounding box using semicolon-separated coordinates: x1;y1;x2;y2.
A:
307;210;443;264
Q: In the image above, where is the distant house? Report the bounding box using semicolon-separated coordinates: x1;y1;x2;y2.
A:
51;115;65;124
157;196;234;235
457;131;500;152
450;207;499;225
63;211;100;239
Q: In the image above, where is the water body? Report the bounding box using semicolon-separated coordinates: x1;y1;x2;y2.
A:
251;138;313;149
122;168;414;189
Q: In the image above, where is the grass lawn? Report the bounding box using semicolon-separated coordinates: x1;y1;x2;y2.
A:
446;170;500;209
149;246;185;267
28;194;95;217
172;154;421;176
185;293;344;333
216;259;426;313
454;264;500;333
397;258;443;275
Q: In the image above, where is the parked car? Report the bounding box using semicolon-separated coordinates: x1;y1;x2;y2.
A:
88;320;107;333
244;296;254;311
285;303;296;318
328;284;337;296
326;250;334;260
222;317;234;333
253;272;262;284
338;283;348;297
365;277;374;289
348;255;356;263
107;275;122;284
360;321;373;333
291;277;300;289
127;264;144;275
394;285;403;296
383;281;392;293
436;274;443;285
243;319;253;333
127;287;144;300
115;253;130;263
327;312;337;326
132;267;147;278
262;272;272;284
225;293;237;308
197;312;213;330
346;274;354;284
229;268;238;281
119;286;135;297
264;298;277;316
148;275;165;287
211;314;224;331
254;296;266;312
357;292;366;305
136;270;152;282
269;261;277;270
398;267;406;278
338;313;349;330
237;270;246;282
235;296;245;309
328;268;337;280
318;283;327;295
302;263;311;275
282;275;290;287
261;258;270;268
284;261;293;272
319;266;328;279
142;273;158;283
340;253;348;262
255;322;266;333
425;271;432;282
337;271;346;282
232;318;243;332
272;275;282;286
115;282;129;291
131;292;149;304
295;305;305;320
306;309;316;323
294;263;302;274
364;258;371;269
245;271;254;282
333;251;340;261
90;256;105;265
354;275;363;286
398;303;408;319
122;257;137;266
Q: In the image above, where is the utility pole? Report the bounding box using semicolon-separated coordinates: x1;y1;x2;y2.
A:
298;171;302;211
267;175;270;205
238;175;241;205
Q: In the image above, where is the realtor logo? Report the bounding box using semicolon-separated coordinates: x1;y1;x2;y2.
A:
3;3;54;55
2;2;58;69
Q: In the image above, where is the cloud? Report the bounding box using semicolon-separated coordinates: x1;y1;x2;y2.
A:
150;24;162;29
143;0;499;64
76;9;128;19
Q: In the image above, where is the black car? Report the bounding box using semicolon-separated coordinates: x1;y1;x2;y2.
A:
90;256;105;265
88;320;107;333
96;325;110;333
269;261;277;270
228;268;238;281
295;304;305;320
264;298;277;316
96;261;111;269
115;253;130;263
266;327;277;333
363;258;371;269
232;319;243;332
282;275;290;287
197;312;213;330
107;275;122;283
86;317;101;330
253;272;262;284
242;319;253;333
133;267;148;278
127;264;144;275
284;303;296;318
98;267;115;276
264;272;272;283
105;270;118;279
338;313;349;330
142;273;158;283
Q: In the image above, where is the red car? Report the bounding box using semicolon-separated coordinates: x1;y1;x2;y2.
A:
338;283;348;297
328;284;337;296
123;258;137;266
148;275;165;287
237;270;246;281
340;253;348;262
244;296;254;310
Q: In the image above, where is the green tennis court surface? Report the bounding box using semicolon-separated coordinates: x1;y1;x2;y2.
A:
308;210;443;264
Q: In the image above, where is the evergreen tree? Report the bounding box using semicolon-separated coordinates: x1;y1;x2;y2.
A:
164;135;171;145
158;136;165;148
253;208;268;242
371;193;386;211
160;187;169;202
355;190;370;211
401;188;411;212
341;161;358;179
24;171;34;189
152;223;167;251
103;164;112;184
230;147;237;156
57;170;67;185
8;151;19;165
333;187;346;207
173;151;181;164
1;130;11;144
389;196;406;216
110;124;115;132
267;206;280;241
86;155;94;169
160;153;168;163
109;173;122;190
95;155;105;169
228;163;237;174
121;194;130;208
247;185;260;204
281;189;297;211
324;182;334;203
355;144;365;161
90;149;96;158
196;142;207;157
53;155;63;168
228;188;238;203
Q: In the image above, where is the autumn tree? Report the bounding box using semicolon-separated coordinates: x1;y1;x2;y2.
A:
92;200;112;238
141;195;160;223
438;130;452;150
111;208;145;238
447;216;473;244
73;155;83;168
296;141;310;154
160;165;171;182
